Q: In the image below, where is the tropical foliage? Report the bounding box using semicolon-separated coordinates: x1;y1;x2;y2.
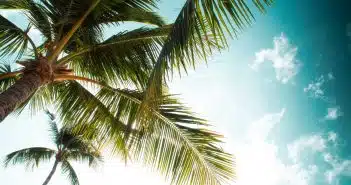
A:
3;111;102;185
0;0;273;184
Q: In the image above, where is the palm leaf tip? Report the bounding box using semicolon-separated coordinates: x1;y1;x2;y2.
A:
0;14;29;59
55;83;235;184
44;110;61;144
45;110;56;121
156;100;235;184
95;89;235;184
61;160;79;185
67;150;102;168
143;0;273;115
3;147;56;169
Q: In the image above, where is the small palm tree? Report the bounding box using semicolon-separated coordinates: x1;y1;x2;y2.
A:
3;111;102;185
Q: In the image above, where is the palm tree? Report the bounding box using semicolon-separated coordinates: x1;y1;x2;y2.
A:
3;111;102;185
0;0;273;184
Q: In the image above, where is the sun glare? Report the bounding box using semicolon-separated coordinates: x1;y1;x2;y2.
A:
235;141;283;185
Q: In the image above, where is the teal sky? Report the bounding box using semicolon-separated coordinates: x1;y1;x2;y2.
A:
1;1;351;185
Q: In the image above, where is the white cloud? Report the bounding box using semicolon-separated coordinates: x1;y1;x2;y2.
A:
235;110;348;185
236;141;319;185
281;164;318;185
325;107;342;121
304;73;335;101
324;154;351;184
304;75;326;98
250;33;301;84
235;109;320;185
324;153;334;163
328;132;337;143
248;108;285;141
321;134;351;185
287;134;327;163
286;132;351;185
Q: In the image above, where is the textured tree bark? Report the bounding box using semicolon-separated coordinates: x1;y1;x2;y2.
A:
0;71;42;121
0;58;52;122
42;159;59;185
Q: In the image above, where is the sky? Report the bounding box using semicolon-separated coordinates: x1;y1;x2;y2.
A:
1;0;351;185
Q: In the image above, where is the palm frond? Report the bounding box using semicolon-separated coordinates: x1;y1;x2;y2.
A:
44;110;61;145
57;129;97;154
96;5;165;27
53;81;129;159
41;0;159;53
45;110;56;121
12;83;55;116
0;64;19;92
0;0;28;9
20;0;53;41
52;78;234;184
0;14;33;59
61;160;79;185
4;147;56;169
66;150;102;168
61;26;171;88
144;0;273;111
56;82;233;184
95;88;234;185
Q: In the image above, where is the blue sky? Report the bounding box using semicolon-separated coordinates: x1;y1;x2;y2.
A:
1;0;351;185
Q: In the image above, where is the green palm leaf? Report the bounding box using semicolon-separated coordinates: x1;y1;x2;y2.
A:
3;110;102;185
0;0;28;9
100;8;165;27
53;81;129;159
66;150;102;168
0;0;53;41
0;1;275;184
61;160;79;185
0;64;18;92
0;14;34;59
60;25;171;88
41;0;160;53
144;0;273;111
12;83;56;116
45;110;61;145
4;147;56;169
0;0;161;55
21;0;53;41
84;87;234;185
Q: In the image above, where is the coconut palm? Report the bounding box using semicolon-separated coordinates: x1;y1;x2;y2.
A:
3;111;102;185
0;0;273;184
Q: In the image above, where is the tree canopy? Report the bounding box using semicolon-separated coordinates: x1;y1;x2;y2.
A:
0;0;273;184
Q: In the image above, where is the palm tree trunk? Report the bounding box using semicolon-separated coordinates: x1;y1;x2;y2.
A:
0;59;52;122
0;71;42;121
42;159;59;185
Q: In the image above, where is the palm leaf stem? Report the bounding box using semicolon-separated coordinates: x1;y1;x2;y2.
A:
53;74;140;103
48;0;102;63
0;71;22;81
54;74;104;84
57;35;168;65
